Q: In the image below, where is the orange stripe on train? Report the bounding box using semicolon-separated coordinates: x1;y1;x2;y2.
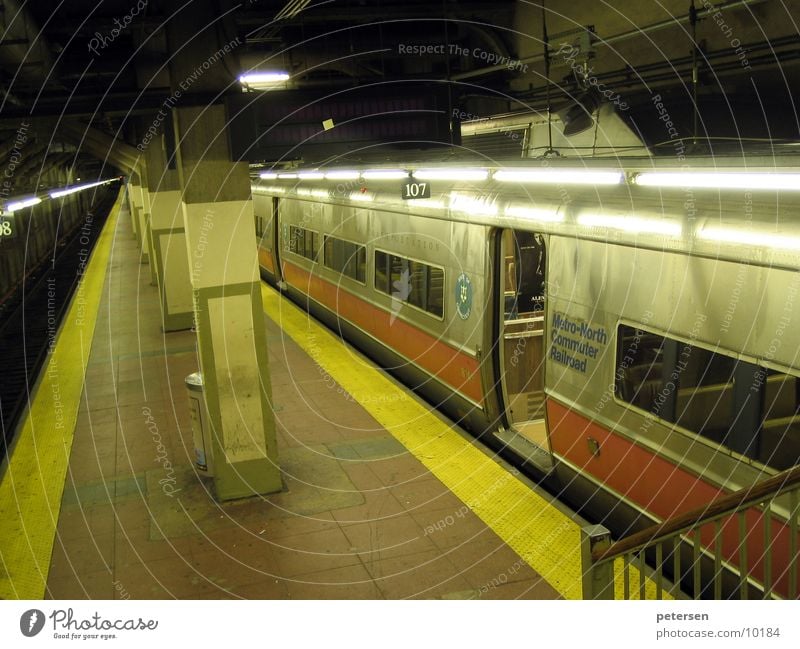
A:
282;260;483;404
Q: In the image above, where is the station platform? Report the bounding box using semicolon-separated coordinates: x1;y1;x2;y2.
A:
0;192;587;600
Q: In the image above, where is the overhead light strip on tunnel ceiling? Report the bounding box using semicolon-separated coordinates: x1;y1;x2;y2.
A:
413;168;489;181
634;171;800;190
699;225;800;250
50;179;111;199
260;172;278;179
4;197;42;213
578;213;682;237
494;169;624;185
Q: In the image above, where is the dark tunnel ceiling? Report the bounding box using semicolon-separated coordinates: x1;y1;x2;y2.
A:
3;0;800;163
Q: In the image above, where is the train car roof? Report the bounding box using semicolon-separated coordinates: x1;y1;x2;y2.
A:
252;156;800;271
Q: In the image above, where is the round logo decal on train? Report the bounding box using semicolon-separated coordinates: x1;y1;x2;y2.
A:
455;273;472;320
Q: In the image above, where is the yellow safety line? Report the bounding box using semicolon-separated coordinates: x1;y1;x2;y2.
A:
261;284;672;600
0;190;123;599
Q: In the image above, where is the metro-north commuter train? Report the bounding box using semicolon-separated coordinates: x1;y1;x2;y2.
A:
252;160;800;597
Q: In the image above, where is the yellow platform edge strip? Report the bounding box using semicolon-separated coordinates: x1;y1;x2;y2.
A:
261;284;672;600
0;189;123;599
260;284;587;598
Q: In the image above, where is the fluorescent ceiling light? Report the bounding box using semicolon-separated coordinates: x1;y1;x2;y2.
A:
297;171;324;180
259;172;278;179
239;72;290;85
324;171;360;180
50;180;108;199
5;196;42;212
495;169;623;185
361;170;409;180
699;226;800;250
578;213;682;237
413;168;489;181
277;173;298;179
504;204;563;222
634;171;800;190
449;192;498;216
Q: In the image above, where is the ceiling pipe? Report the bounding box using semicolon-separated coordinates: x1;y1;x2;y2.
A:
451;0;770;80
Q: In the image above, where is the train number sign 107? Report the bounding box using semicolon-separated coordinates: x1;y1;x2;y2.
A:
402;180;431;200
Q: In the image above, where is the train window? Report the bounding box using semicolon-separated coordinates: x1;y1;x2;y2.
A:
373;250;444;318
288;225;319;262
758;369;800;470
255;213;263;237
616;324;800;471
323;235;366;283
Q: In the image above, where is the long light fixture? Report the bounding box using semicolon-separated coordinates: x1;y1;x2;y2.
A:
4;196;42;212
413;168;489;181
50;179;109;199
634;171;800;190
259;172;278;179
504;204;563;222
494;169;623;185
239;72;290;88
297;171;324;180
277;173;298;179
698;225;800;250
578;213;682;237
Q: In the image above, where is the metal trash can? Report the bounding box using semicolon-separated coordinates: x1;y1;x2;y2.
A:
186;372;214;476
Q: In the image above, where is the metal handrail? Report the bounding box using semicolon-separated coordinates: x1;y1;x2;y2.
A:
582;464;800;600
595;464;800;564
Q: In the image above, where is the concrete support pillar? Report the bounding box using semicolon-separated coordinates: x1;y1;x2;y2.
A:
145;140;193;331
128;179;141;242
173;104;280;500
140;184;158;285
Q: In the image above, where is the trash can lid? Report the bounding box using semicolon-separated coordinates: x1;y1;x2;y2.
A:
185;372;204;387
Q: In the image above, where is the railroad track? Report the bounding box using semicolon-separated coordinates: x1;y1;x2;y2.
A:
0;190;116;461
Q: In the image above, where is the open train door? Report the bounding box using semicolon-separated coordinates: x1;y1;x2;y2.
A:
494;228;553;471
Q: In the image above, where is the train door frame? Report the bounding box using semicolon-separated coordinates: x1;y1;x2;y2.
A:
272;196;286;288
490;227;554;468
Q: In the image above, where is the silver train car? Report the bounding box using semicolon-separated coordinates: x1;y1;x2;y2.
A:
253;160;800;597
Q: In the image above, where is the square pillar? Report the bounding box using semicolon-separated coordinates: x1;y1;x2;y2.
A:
173;104;280;500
